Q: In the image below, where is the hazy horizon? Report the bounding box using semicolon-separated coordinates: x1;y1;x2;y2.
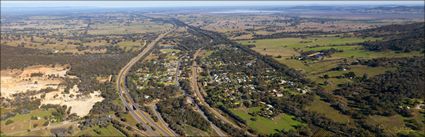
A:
2;1;424;8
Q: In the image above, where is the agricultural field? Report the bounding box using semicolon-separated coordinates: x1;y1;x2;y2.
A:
305;96;352;124
366;114;409;134
1;14;170;54
239;35;422;91
239;36;378;57
236;21;424;136
178;11;423;40
1;109;55;135
89;22;173;35
230;107;303;135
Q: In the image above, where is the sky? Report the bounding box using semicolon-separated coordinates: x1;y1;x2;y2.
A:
2;1;424;8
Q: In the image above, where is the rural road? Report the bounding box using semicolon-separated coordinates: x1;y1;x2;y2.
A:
116;29;177;136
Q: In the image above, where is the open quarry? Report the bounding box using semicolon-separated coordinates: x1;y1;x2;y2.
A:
1;65;103;117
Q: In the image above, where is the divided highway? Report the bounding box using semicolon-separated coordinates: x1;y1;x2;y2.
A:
116;29;177;136
181;50;228;136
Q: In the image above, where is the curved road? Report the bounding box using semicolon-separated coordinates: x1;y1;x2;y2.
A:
116;29;177;136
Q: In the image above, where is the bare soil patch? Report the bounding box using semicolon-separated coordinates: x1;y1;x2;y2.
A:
1;65;103;117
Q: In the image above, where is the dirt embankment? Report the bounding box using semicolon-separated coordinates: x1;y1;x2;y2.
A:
1;65;103;117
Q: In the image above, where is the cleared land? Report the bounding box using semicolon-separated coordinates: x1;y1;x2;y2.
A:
179;14;399;40
0;109;55;134
75;125;125;136
239;36;422;91
0;65;104;117
305;96;352;124
366;115;410;134
89;22;173;35
230;107;303;135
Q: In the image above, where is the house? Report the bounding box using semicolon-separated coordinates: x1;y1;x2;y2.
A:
276;93;283;97
144;95;150;99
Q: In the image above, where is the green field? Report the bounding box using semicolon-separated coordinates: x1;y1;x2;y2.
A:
239;36;422;91
239;36;378;57
76;124;125;136
239;37;421;66
122;113;138;126
117;41;143;47
117;41;146;51
230;107;303;135
3;128;52;136
240;36;377;48
309;65;395;90
305;96;352;124
366;111;425;136
367;115;409;134
0;109;55;135
182;125;217;136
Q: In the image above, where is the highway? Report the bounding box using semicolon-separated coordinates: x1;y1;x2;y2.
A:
172;50;227;136
116;18;252;136
111;116;149;136
116;29;177;136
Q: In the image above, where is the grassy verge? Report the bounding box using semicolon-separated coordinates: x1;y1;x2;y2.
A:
75;124;125;136
181;125;214;136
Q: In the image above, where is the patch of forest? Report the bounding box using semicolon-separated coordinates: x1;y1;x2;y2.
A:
335;58;424;116
1;45;132;120
1;45;133;91
317;57;425;136
356;22;424;38
360;22;425;52
157;97;211;136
